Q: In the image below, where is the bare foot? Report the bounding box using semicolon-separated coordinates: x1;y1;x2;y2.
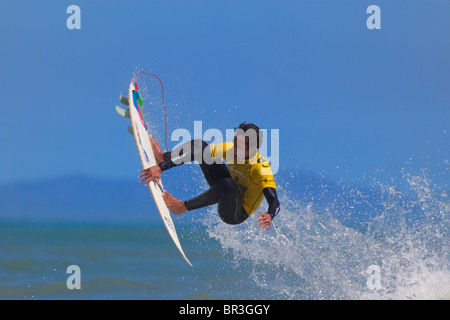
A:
162;191;187;215
149;134;164;164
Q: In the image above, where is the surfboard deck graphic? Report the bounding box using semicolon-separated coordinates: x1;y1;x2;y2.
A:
126;82;193;267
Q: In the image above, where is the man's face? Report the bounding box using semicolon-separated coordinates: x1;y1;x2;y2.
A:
233;134;257;162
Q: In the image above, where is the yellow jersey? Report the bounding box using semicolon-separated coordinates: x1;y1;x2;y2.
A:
210;142;277;215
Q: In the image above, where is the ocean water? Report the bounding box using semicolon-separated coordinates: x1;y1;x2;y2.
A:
0;222;240;300
0;170;448;300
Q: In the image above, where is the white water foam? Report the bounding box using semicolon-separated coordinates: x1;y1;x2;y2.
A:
202;170;449;300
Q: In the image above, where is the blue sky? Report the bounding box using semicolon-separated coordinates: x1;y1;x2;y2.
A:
0;1;448;187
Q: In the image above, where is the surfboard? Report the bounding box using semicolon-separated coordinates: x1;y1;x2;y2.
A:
127;82;193;267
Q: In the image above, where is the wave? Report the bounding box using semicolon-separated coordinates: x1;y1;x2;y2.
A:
200;168;449;300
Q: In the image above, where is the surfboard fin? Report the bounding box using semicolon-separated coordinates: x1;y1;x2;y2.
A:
119;94;129;106
115;105;130;118
115;94;133;136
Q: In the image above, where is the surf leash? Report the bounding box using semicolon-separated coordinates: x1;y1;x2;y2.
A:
133;72;169;152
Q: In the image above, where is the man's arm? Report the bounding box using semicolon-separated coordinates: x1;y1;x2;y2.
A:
158;140;207;172
140;140;225;186
256;187;280;231
263;187;280;220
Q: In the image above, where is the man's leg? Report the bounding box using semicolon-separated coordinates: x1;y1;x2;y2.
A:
162;140;249;224
184;177;249;225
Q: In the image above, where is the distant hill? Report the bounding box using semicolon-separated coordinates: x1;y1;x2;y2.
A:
0;175;159;223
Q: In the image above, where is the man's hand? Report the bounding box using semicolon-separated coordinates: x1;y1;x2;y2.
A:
138;165;162;185
256;212;272;232
149;134;164;164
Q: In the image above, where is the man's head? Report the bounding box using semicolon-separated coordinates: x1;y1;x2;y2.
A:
233;122;262;161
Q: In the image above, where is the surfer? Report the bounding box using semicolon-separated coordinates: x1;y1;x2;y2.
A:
138;123;280;231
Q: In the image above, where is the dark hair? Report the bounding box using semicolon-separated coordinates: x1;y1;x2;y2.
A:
234;122;263;149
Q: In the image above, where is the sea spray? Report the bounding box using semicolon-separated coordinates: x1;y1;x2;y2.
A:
200;169;449;300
